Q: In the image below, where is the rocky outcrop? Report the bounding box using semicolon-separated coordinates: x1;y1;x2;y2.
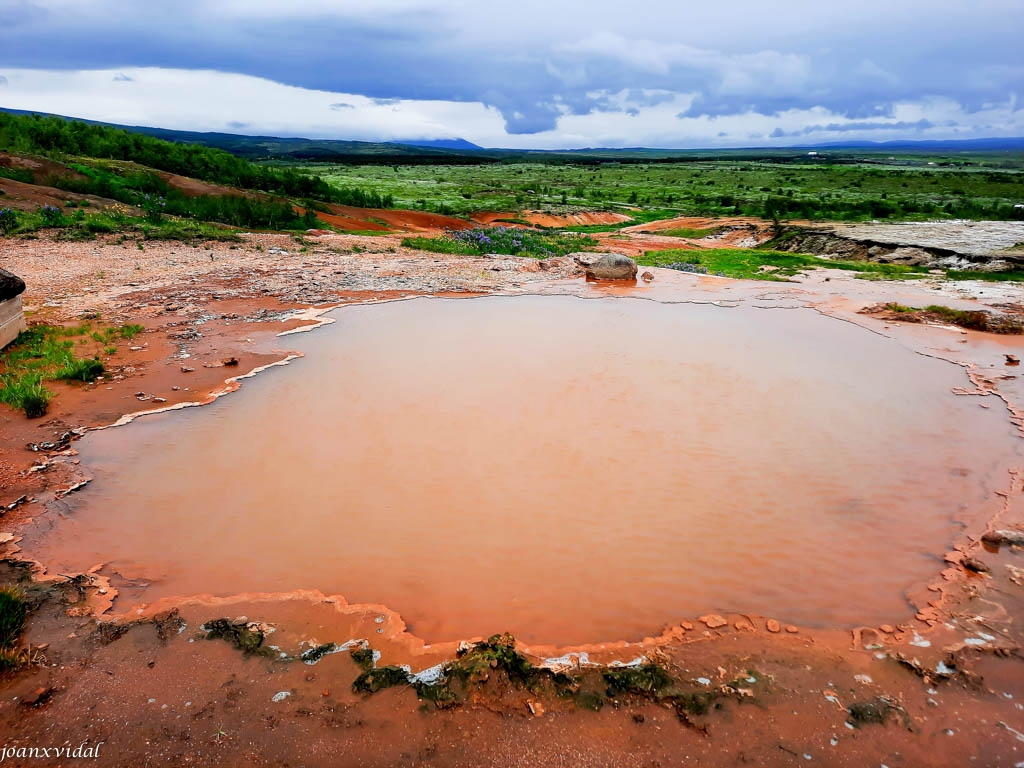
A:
773;227;1024;271
0;268;26;301
572;252;638;281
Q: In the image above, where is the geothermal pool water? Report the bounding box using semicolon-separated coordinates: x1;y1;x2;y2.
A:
31;296;1020;645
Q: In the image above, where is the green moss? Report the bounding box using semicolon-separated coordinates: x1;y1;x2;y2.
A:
846;698;909;729
352;665;412;694
202;618;276;657
603;664;673;696
300;643;337;665
574;690;605;711
349;647;376;671
446;633;536;687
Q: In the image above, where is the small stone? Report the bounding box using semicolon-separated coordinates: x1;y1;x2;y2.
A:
527;700;544;717
785;625;799;634
962;557;990;574
766;619;781;633
222;357;239;367
879;624;895;634
681;621;694;631
1006;354;1020;366
322;689;330;698
22;687;53;707
641;271;654;282
180;366;195;373
700;614;728;629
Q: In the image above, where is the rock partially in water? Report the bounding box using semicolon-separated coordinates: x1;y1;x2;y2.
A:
572;252;637;281
982;529;1024;547
874;247;932;266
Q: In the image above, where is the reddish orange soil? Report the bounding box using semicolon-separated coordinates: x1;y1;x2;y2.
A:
2;228;1024;765
472;210;633;228
323;204;475;234
0;174;127;213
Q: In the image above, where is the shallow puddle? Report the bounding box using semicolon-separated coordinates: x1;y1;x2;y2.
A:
29;296;1021;645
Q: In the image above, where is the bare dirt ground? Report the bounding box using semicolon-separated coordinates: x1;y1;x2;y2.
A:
471;210;633;228
2;228;1024;766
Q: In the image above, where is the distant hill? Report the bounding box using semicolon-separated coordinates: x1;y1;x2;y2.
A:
0;108;481;161
2;107;1022;161
809;137;1024;152
396;138;483;151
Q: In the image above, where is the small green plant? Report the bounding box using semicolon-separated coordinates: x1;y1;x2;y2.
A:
0;208;17;234
119;324;144;340
39;204;64;227
0;587;26;649
54;357;104;382
0;373;52;418
0;586;27;669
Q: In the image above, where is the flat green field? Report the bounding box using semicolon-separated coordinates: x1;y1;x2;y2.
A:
307;159;1024;222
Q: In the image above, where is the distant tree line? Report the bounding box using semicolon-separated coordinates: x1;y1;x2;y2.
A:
0;112;393;208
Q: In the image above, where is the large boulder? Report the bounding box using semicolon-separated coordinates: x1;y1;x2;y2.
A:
0;268;26;301
572;252;638;281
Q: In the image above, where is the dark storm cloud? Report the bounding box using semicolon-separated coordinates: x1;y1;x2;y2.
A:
0;0;1021;144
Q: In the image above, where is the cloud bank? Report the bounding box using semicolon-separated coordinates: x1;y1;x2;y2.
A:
0;0;1021;148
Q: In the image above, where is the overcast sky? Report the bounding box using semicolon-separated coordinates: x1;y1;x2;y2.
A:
1;0;1022;149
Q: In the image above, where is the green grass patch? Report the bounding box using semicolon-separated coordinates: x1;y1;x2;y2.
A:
653;226;724;239
0;373;51;418
0;587;26;649
0;586;26;672
313;159;1024;223
402;227;596;258
945;269;1024;282
0;323;120;418
638;248;930;281
5;207;241;242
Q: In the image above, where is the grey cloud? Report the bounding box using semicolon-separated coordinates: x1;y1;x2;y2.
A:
772;119;936;139
330;102;354;110
0;1;1021;140
112;72;133;82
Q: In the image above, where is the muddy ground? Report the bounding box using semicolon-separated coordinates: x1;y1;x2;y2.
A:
2;228;1024;766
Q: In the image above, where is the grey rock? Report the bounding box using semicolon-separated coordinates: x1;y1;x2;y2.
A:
571;252;637;281
0;268;26;301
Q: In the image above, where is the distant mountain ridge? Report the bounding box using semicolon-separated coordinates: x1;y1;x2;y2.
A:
2;106;1022;158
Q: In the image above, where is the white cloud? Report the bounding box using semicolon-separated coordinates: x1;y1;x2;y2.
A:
2;67;1022;149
